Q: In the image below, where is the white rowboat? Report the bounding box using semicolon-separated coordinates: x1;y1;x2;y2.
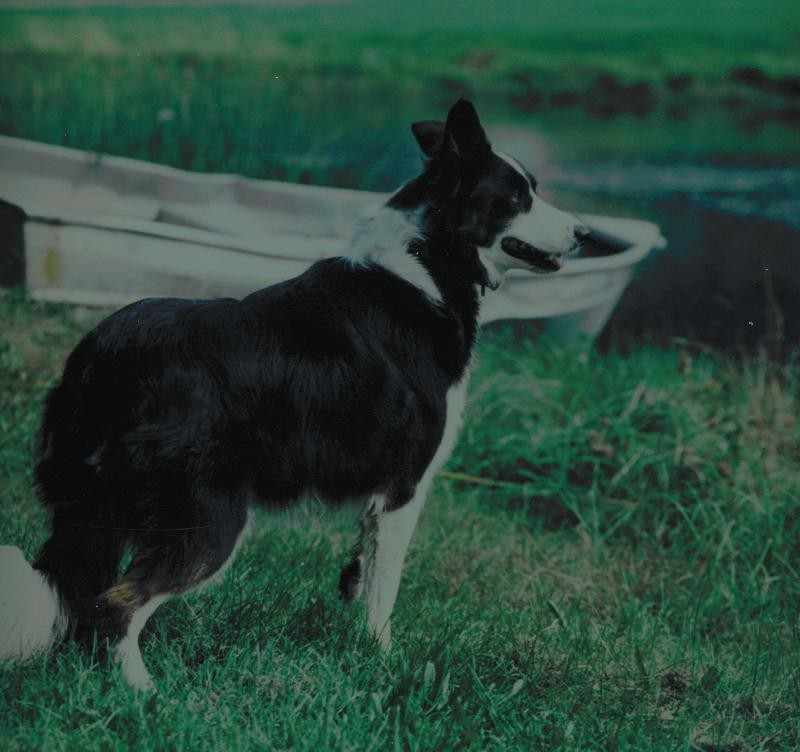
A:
0;135;666;339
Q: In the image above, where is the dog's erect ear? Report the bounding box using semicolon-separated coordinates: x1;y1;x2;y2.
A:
415;100;491;201
436;99;490;198
411;120;445;158
411;101;490;160
442;99;490;159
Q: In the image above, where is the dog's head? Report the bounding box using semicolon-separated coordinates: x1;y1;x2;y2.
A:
407;99;588;290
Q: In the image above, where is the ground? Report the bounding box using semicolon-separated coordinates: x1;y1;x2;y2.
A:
0;291;797;750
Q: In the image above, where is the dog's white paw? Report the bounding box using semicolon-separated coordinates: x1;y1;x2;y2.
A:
115;638;155;692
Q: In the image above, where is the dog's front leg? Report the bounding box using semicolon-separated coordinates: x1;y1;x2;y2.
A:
365;490;427;649
340;486;428;650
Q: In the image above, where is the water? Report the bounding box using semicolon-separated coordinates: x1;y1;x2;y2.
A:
552;162;800;351
496;113;800;352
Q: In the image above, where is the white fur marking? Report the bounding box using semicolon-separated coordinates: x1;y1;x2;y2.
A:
476;247;505;290
348;206;441;303
115;516;252;691
115;594;168;692
479;151;580;286
0;545;67;660
503;196;578;255
495;150;532;191
365;375;470;648
365;491;422;649
428;375;470;478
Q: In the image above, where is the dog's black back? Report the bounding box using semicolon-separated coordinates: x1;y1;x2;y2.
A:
36;257;475;524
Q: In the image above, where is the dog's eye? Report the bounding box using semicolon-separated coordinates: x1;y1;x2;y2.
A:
507;191;527;208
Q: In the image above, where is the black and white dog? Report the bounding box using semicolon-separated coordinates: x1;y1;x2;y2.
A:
0;100;587;690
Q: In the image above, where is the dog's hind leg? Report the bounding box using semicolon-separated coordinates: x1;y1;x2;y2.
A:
98;581;168;692
87;500;250;691
34;519;126;639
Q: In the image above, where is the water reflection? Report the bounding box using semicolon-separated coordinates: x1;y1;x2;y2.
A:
548;166;800;352
499;116;800;353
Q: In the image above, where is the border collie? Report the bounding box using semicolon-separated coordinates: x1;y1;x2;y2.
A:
0;99;587;690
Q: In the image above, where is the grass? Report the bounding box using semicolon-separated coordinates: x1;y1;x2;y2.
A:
2;1;799;79
1;1;799;190
1;288;798;751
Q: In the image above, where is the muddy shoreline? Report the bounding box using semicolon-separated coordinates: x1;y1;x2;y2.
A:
440;66;800;130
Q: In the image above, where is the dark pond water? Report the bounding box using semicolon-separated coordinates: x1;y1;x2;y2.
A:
492;110;800;353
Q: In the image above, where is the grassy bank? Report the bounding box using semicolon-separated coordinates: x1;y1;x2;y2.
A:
1;2;799;189
1;290;798;750
2;1;799;82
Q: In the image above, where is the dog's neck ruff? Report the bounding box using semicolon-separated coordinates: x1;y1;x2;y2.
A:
348;205;442;304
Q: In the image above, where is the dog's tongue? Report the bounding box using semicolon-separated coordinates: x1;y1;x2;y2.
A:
501;237;564;272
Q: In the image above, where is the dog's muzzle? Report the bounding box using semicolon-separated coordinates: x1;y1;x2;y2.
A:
500;236;565;272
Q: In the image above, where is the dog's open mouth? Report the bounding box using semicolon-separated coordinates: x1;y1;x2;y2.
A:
501;237;564;272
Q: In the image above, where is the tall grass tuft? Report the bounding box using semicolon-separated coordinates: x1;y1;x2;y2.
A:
0;52;421;191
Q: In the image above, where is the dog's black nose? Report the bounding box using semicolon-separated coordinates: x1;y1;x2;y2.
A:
574;224;591;241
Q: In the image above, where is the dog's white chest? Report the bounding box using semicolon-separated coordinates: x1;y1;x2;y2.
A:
431;374;470;475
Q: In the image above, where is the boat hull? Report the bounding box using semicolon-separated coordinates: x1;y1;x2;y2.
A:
0;135;665;338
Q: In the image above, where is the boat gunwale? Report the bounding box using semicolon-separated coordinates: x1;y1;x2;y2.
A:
23;209;659;279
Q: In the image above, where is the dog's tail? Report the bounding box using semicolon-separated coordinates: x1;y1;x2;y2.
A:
0;545;69;660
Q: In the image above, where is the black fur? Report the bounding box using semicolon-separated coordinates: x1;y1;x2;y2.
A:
34;260;472;626
30;99;551;651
